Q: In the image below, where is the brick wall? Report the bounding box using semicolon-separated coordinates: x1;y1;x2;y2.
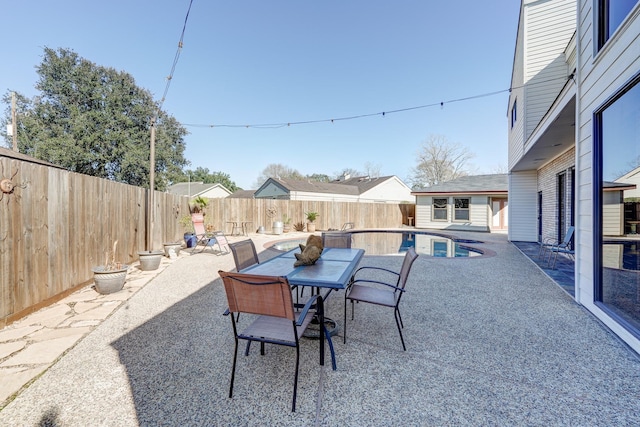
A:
537;147;575;241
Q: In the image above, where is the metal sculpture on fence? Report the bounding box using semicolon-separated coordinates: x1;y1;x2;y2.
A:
0;163;28;204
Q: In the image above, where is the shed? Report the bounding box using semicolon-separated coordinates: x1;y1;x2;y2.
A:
411;174;508;232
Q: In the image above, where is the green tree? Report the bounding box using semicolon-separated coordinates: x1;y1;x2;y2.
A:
305;173;332;183
176;167;240;192
1;47;189;190
409;134;475;189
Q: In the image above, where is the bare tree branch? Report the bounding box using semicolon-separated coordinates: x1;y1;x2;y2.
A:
409;134;475;189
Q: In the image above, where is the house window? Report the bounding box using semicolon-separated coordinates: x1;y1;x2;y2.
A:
433;198;448;221
454;198;470;221
432;240;449;257
595;72;640;336
511;100;517;128
598;0;639;50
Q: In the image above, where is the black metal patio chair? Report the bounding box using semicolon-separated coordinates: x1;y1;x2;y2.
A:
343;247;418;351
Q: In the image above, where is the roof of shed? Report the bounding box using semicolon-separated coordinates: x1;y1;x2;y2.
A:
411;174;508;195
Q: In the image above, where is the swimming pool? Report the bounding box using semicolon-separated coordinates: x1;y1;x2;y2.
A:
269;230;484;258
603;240;640;270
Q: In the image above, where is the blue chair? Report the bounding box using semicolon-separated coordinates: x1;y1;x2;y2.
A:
539;226;574;263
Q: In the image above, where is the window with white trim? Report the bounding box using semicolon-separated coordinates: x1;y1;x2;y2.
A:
598;0;639;50
454;198;470;221
432;198;447;221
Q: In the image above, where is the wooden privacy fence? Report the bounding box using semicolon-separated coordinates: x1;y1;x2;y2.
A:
0;153;413;326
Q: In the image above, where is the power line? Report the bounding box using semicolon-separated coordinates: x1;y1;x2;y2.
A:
156;0;194;117
181;75;570;130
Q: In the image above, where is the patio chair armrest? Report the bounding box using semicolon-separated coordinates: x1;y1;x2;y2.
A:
351;278;405;292
296;294;322;326
354;266;400;278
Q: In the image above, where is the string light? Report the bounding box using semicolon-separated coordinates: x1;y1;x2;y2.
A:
181;75;567;130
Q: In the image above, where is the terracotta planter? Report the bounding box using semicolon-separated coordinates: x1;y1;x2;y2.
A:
307;223;316;233
138;250;163;271
92;265;129;294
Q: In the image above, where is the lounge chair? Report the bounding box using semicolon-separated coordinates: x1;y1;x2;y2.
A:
191;213;229;254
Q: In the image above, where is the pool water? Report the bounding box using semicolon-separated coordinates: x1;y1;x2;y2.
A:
270;231;483;258
603;241;640;270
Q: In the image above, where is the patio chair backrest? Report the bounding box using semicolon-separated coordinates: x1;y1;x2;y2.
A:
219;272;295;320
229;239;260;271
322;232;352;249
397;247;419;290
562;226;575;246
191;213;206;236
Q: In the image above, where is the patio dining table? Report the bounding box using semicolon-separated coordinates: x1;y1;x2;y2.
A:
240;247;365;354
240;247;365;294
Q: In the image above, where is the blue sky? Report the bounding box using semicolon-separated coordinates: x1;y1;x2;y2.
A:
1;1;520;189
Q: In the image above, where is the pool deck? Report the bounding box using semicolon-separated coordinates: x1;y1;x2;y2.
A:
1;230;639;425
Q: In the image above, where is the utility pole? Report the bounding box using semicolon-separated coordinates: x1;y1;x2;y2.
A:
147;120;156;251
11;92;18;152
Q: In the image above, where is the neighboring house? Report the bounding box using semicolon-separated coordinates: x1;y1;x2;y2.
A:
227;189;256;199
411;174;508;232
508;0;640;353
602;182;637;236
252;175;414;203
615;166;640;200
166;181;232;199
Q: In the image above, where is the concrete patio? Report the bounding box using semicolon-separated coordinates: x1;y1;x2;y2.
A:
1;231;639;426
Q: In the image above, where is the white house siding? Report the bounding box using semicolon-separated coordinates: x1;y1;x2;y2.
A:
508;7;526;170
537;147;575;240
289;192;357;202
616;169;640;198
576;0;640;353
359;178;414;203
602;191;624;236
523;0;577;142
415;196;435;228
470;196;489;228
200;187;231;198
508;170;538;241
415;195;491;232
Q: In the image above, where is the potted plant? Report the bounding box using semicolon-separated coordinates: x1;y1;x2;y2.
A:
180;215;196;248
191;195;208;214
92;241;129;294
163;241;182;258
138;249;164;271
306;211;319;233
282;214;292;233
